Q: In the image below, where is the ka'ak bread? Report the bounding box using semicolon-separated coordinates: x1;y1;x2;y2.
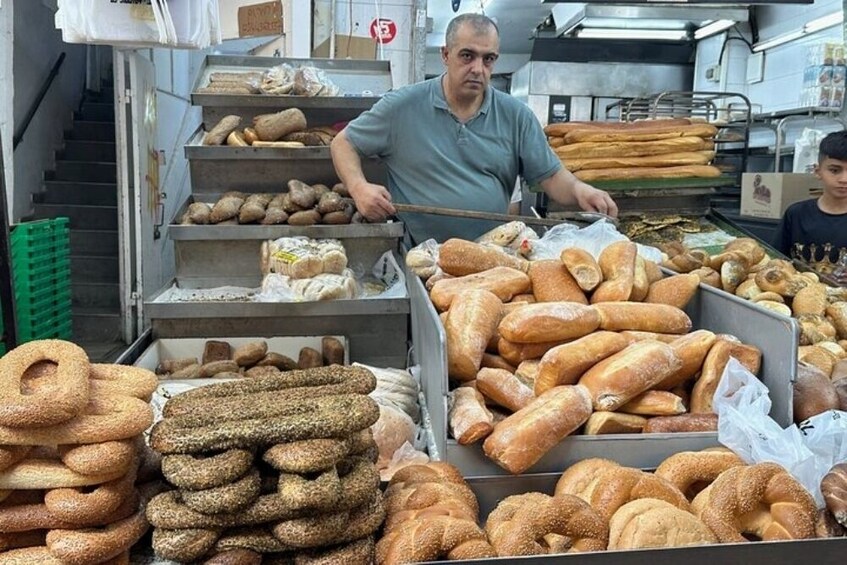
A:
690;336;762;414
578;340;683;411
555;137;714;160
564;151;715;172
574;165;722;183
528;260;588;304
446;290;503;382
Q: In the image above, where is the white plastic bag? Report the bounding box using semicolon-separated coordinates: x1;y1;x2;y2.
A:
714;357;847;507
793;128;826;173
530;219;662;264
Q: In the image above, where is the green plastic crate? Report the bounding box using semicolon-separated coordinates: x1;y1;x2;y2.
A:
18;313;73;342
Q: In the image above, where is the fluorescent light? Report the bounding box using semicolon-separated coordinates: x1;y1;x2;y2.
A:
752;29;804;52
576;28;690;41
694;19;735;40
804;12;843;34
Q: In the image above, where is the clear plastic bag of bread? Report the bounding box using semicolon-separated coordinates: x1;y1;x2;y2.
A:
714;357;847;506
530;219;662;263
405;238;440;280
476;221;538;258
293;66;341;97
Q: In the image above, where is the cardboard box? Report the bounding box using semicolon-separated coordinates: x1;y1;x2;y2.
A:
740;173;823;219
312;34;376;60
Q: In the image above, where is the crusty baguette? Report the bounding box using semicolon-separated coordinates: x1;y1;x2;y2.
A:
529;260;587;304
499;302;601;344
592;302;693;334
439;239;529;277
584;412;647;435
574;165;722;182
446;290;503;382
560;248;602;292
449;387;494;445
430;267;530;311
563;123;718;144
645;273;701;310
498;338;568;367
591;241;637;303
656;329;718;390
481;353;517;373
578;340;683;411
535;331;630;395
476;368;536;413
630;257;650;302
543;118;692;137
620;331;679;343
555;137;714;160
564;151;715;172
618;390;687;416
483;385;592;474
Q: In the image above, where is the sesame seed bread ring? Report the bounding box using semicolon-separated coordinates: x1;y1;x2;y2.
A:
589;467;690;521
375;515;496;564
162;449;255;491
0;446;32;472
277;466;341;509
43;460;138;524
486;492;609;555
213;527;291;554
45;503;150;565
147;456;379;529
295;536;374;565
181;468;262;515
263;428;375;474
0;530;47;552
58;440;137;477
90;364;159;401
150;394;379;454
0;488;139;533
0;546;130;564
271;492;385;549
0;340;89;428
152;527;222;563
554;458;621;502
695;462;816;542
0;458;126;490
0;394;153;446
202;548;262;565
654;450;746;500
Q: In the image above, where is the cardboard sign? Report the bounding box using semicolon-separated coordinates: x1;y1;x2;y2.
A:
237;1;283;38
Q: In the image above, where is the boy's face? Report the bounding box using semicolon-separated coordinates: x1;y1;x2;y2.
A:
815;157;847;200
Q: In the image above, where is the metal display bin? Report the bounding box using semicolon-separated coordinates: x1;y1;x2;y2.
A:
183;129;386;193
191;55;392;126
417;473;846;564
409;270;799;476
170;195;403;288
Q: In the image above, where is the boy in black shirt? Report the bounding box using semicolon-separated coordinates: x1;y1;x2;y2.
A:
772;130;847;285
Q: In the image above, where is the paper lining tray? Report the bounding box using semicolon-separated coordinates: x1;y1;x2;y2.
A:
416;473;846;565
191;55;391;125
408;268;799;476
184;128;387;193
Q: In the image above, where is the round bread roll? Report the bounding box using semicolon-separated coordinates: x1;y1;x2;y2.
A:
609;498;717;550
793;362;839;423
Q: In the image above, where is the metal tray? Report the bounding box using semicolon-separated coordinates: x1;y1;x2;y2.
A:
184;129;387;193
191;55;391;125
145;282;409;368
169;194;403;288
417;473;846;564
408;267;799;476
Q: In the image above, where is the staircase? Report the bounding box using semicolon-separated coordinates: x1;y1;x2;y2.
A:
30;85;125;362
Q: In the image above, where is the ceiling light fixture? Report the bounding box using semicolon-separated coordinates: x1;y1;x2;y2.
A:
576;28;690;41
751;30;805;52
694;19;736;40
804;11;843;34
751;11;842;52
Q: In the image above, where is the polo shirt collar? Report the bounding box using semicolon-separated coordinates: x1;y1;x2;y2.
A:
431;73;492;116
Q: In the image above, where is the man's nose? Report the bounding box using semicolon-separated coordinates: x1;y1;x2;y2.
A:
470;56;485;74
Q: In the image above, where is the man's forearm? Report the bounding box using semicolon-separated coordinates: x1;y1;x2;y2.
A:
539;168;586;206
330;131;368;191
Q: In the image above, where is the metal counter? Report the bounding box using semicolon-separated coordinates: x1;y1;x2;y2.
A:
418;473;845;564
408;269;799;477
184;129;386;193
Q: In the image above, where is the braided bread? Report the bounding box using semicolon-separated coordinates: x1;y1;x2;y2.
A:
383;499;477;534
384;481;479;519
485;492;608;555
694;462;816;541
588;467;690;520
375;515;496;565
386;462;466;489
654;449;746;499
821;462;847;528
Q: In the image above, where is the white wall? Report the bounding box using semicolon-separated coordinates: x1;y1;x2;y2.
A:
11;1;87;221
1;2;14;221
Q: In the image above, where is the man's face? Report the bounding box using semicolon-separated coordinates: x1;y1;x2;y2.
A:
816;157;847;200
441;24;499;99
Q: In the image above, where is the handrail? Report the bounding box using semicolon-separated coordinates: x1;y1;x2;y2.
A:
13;52;66;150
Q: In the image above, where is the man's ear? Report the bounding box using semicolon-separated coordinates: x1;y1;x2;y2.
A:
441;46;449;64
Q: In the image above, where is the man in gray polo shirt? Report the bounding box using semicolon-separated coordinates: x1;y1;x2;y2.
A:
331;13;618;244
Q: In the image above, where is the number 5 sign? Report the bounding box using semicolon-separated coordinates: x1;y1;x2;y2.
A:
370;18;397;44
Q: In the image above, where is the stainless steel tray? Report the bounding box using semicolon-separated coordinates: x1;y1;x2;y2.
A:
417;473;846;564
184;128;387;193
408;267;799;476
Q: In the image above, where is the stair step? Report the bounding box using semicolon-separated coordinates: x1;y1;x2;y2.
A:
32;203;117;230
73;307;122;343
66;121;115;141
85;88;115;104
73;282;121;309
71;255;119;283
48;161;116;183
70;230;118;256
36;182;117;206
76;102;114;123
59;140;116;162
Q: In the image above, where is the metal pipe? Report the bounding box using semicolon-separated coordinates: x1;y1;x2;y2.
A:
0;132;17;350
13;52;66;150
329;0;337;59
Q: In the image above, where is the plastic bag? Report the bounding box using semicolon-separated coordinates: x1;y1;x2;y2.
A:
714;357;847;507
793;128;827;173
379;441;430;482
476;221;539;258
530;219;662;263
405;239;440;280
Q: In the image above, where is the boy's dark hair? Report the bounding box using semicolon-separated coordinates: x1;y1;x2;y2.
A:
818;130;847;162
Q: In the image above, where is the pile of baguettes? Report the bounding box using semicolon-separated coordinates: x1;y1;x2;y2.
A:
545;118;723;182
429;238;762;474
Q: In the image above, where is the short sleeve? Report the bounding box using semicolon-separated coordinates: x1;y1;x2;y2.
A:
517;108;561;185
772;207;794;256
342;91;400;159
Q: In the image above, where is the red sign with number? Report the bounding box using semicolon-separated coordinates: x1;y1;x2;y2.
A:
370;18;397;44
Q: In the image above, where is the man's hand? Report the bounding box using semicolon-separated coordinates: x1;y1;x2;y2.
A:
349;181;396;221
574;182;619;217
